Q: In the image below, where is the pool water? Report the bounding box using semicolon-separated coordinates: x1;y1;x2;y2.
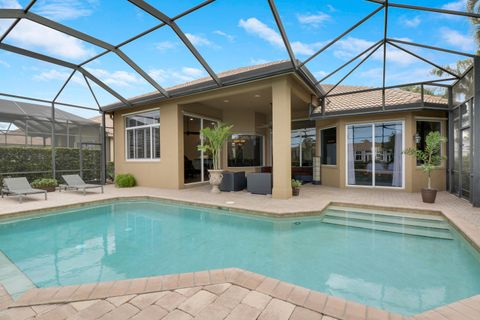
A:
0;200;479;315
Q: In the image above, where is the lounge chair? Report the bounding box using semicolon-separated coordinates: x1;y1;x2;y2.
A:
1;177;47;203
60;174;104;195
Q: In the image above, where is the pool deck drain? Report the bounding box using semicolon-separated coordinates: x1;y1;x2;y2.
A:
0;268;479;320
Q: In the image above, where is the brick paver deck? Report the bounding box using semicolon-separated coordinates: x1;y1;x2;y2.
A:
0;268;478;320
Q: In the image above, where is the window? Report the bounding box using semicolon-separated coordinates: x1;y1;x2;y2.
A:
416;120;441;166
228;134;263;167
125;110;160;160
321;127;336;165
292;128;316;167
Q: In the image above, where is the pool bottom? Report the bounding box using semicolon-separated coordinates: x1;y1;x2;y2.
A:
0;199;479;316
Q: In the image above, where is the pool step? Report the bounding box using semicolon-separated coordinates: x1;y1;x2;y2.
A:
322;209;453;240
0;251;36;299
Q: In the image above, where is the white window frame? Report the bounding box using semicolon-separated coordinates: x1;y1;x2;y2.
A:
345;120;405;189
227;133;265;168
124;109;160;162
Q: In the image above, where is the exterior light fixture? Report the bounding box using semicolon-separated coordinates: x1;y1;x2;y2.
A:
224;99;229;103
414;133;421;144
254;94;261;98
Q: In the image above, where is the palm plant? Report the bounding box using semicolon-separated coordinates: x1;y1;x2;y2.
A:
404;131;447;190
197;122;233;170
467;0;480;50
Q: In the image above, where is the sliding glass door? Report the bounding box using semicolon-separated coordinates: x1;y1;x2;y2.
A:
451;101;472;200
183;115;218;184
347;122;403;188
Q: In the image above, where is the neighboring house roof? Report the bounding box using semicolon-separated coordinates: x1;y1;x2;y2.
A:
316;85;448;115
0;98;95;124
90;115;113;137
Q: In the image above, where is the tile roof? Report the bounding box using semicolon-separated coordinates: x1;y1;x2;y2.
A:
125;60;291;103
316;85;448;114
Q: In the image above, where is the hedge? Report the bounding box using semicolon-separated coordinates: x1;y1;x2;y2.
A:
0;146;101;183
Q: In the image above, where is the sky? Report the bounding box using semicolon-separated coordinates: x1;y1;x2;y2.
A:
0;0;477;118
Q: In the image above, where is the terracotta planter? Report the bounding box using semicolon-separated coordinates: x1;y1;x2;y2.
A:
421;188;437;203
208;169;224;194
37;186;56;192
292;187;300;196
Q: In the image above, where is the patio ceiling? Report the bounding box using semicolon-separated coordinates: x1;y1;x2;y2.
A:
0;0;478;114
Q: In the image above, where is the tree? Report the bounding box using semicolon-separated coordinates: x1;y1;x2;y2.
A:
467;0;480;50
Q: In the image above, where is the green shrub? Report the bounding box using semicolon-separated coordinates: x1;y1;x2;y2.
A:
0;146;101;183
115;173;136;188
31;178;58;188
107;162;115;181
291;179;302;189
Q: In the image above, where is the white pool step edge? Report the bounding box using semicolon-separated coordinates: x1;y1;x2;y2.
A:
322;217;454;240
327;205;445;221
0;251;36;300
324;210;449;229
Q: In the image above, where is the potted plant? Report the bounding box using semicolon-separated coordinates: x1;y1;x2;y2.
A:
197;122;233;193
31;178;58;192
292;179;302;196
404;131;446;203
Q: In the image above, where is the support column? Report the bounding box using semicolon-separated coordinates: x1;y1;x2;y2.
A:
472;57;480;207
271;78;292;199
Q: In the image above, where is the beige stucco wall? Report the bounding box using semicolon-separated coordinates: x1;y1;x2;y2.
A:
316;110;448;192
114;102;183;189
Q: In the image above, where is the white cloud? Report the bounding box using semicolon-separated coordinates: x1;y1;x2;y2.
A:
213;30;235;42
442;0;466;11
327;5;336;13
148;67;206;84
238;17;324;56
314;70;328;79
333;37;416;66
186;33;213;47
86;68;143;87
297;12;330;27
250;58;270;65
399;16;421;28
0;59;10;68
34;0;98;21
33;69;86;86
440;27;475;51
0;0;21;8
239;18;284;47
2;18;95;60
155;41;177;52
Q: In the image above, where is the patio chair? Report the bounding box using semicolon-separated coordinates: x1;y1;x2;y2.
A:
1;177;47;203
60;174;104;195
246;173;272;195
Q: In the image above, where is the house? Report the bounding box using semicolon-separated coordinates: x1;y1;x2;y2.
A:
103;60;470;202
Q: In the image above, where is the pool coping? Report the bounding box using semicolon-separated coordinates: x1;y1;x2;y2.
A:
1;268;479;320
1;194;479;253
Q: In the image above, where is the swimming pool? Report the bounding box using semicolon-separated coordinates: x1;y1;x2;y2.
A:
0;199;479;315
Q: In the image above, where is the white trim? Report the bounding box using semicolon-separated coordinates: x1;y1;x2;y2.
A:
122;107;160;117
414;116;448;121
345;120;405;189
124;110;160;161
183;111;221;123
